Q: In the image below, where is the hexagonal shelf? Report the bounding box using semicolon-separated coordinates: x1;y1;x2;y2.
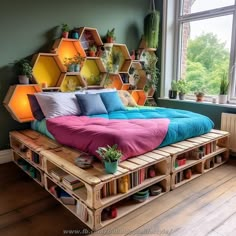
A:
104;74;123;90
129;90;147;106
52;38;86;72
80;58;106;86
78;27;103;51
60;74;87;92
129;61;147;90
3;84;42;122
32;53;64;87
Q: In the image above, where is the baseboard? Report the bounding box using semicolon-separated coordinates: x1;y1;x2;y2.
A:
0;149;12;164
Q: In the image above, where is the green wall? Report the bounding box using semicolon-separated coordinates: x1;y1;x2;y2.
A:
0;0;150;150
157;99;236;129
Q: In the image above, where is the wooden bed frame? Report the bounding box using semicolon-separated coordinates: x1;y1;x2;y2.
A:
10;129;229;230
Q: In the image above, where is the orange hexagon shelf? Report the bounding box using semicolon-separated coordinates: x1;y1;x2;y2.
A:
129;90;147;106
52;38;86;72
3;84;42;122
60;74;87;92
32;53;64;87
80;58;106;86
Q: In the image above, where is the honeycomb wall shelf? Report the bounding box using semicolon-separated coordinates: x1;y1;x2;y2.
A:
60;74;87;92
32;53;65;87
128;90;147;106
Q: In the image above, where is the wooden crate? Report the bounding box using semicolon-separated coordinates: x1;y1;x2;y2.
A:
42;147;171;209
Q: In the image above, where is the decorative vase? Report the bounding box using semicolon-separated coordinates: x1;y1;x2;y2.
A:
68;64;74;72
104;161;118;174
218;95;227;104
72;32;79;39
74;64;80;72
18;75;29;84
169;90;177;99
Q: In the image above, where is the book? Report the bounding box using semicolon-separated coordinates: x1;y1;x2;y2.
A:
51;167;67;181
62;174;84;190
60;196;76;205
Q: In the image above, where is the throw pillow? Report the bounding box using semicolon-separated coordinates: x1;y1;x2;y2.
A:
75;93;108;116
117;90;138;107
27;94;45;121
100;91;126;112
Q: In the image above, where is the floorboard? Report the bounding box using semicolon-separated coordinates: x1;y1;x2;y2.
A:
1;160;236;236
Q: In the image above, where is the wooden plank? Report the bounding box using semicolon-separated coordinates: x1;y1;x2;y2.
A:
136;155;156;164
171;140;196;149
119;161;139;171
143;152;166;161
19;129;41;140
158;146;183;155
187;136;210;144
210;129;229;135
152;149;171;157
127;157;148;166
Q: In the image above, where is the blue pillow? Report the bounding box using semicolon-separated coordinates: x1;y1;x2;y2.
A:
75;93;108;116
100;91;126;112
27;94;45;121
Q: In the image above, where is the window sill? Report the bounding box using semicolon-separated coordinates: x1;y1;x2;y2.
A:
158;97;236;109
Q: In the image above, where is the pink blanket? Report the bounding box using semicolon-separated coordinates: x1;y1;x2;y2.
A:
46;116;169;161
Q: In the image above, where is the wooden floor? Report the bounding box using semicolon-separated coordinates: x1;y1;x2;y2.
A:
1;160;236;236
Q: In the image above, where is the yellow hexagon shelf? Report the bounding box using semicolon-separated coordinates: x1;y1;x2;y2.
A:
52;38;86;72
3;84;42;122
32;53;64;87
80;58;106;86
60;74;87;92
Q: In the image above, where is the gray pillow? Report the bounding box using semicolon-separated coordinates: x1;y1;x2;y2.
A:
75;93;108;116
35;92;84;119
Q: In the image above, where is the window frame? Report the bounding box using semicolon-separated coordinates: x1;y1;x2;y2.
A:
174;0;236;103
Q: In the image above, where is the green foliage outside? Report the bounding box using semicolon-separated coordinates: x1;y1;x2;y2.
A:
185;33;230;95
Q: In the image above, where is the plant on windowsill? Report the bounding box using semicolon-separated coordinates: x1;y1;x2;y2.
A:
96;144;122;174
219;71;229;104
194;90;205;102
15;59;33;84
176;79;189;100
169;80;178;99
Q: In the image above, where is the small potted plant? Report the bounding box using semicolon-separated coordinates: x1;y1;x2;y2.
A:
169;80;177;99
96;144;122;174
176;79;189;100
106;28;116;43
219;72;229;104
15;59;33;84
73;53;85;72
63;57;74;72
194;91;205;102
61;23;70;38
88;45;97;57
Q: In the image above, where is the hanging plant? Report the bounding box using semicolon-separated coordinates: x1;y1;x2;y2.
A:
144;0;160;49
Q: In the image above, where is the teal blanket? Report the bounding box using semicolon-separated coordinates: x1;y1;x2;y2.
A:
32;106;214;148
89;107;214;147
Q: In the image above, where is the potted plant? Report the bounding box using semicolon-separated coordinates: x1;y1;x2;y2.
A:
15;59;33;84
88;45;97;57
63;57;74;72
194;91;205;102
169;80;177;99
73;53;85;72
61;23;70;38
106;28;116;43
96;144;122;174
176;79;188;100
219;72;229;104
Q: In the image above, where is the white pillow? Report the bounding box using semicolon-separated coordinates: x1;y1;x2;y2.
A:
35;91;85;119
85;88;116;94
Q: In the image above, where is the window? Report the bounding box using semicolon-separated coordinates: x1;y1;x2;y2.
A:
175;0;236;102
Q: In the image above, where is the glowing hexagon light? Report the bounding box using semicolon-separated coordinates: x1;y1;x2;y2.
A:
3;85;42;122
32;53;64;87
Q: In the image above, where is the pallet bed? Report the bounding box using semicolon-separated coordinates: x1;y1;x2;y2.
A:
9;129;229;230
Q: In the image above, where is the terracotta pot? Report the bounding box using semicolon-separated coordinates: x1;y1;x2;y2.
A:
196;95;204;102
89;51;96;57
106;37;114;43
62;31;69;38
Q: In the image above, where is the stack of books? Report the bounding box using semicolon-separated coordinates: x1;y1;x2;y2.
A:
51;167;67;181
62;174;84;190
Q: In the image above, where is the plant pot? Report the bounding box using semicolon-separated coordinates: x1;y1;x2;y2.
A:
74;64;80;72
89;51;96;57
18;75;29;84
62;31;69;38
179;93;185;100
106;37;114;43
169;90;177;99
196;95;204;102
104;161;118;174
218;95;227;104
72;32;79;39
68;64;74;72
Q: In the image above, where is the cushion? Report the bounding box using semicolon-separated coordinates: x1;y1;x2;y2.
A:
35;92;84;119
85;88;116;94
118;90;137;107
100;91;126;112
27;94;45;121
75;93;108;116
